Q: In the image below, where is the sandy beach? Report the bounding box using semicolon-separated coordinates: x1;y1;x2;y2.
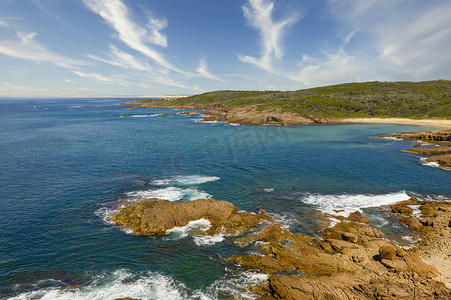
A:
341;118;451;129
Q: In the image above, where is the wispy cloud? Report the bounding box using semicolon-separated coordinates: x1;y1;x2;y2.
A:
83;0;182;73
31;0;64;23
238;0;300;72
0;30;86;68
0;82;86;97
73;70;119;84
376;2;451;76
196;56;225;81
327;0;451;80
290;49;366;86
88;44;153;72
0;19;9;28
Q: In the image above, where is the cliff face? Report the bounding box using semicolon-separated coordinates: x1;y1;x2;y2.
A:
111;198;451;299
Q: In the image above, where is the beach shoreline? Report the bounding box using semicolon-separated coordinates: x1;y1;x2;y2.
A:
339;118;451;129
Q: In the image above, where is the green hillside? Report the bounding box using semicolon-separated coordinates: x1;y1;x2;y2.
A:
135;80;451;119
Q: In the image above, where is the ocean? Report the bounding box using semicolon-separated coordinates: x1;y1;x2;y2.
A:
0;98;449;299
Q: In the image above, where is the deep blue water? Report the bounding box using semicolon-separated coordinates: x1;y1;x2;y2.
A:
0;98;449;299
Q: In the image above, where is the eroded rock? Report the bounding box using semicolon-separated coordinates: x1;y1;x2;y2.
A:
111;198;264;236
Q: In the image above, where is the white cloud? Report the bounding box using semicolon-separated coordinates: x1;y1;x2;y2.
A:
0;82;84;97
377;3;451;76
249;0;451;87
290;49;367;86
88;44;152;72
73;70;127;85
238;0;300;72
0;19;9;27
0;31;86;68
326;0;451;80
83;0;182;73
196;56;225;81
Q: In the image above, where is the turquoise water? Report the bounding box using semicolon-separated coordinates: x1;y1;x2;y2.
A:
0;98;449;299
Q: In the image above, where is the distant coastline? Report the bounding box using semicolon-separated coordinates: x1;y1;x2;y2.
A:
123;80;451;127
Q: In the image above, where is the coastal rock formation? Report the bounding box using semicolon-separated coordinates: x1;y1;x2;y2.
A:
425;155;451;169
111;197;451;299
390;199;451;288
111;198;267;236
405;146;451;155
222;106;318;126
231;203;450;299
376;129;451;145
376;129;451;169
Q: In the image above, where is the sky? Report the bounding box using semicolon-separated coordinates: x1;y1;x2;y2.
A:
0;0;450;97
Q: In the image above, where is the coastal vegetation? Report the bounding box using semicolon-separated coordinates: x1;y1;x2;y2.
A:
132;80;451;120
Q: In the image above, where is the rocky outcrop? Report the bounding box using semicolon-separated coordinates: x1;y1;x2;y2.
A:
111;198;267;236
376;129;451;145
222;106;329;126
405;147;451;155
111;197;451;299
376;129;451;168
230;213;450;299
425;155;451;169
390;199;451;288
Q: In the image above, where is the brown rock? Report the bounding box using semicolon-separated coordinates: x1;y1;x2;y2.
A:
400;216;423;230
391;203;413;215
379;246;397;260
376;129;451;146
425;154;451;168
346;211;370;223
405;147;451;155
111;198;262;236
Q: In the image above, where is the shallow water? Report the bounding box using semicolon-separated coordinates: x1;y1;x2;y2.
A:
0;98;449;299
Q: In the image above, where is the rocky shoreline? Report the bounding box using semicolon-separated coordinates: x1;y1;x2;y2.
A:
110;197;451;299
122;101;451;128
121;101;335;125
376;129;451;169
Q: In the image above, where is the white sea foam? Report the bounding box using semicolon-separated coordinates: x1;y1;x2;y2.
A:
150;179;172;186
193;234;225;246
166;219;225;246
166;219;211;238
173;175;220;185
265;212;295;229
408;205;422;217
126;187;212;202
424;161;440;168
301;191;411;217
207;270;269;300
227;123;240;126
9;268;269;300
197;120;225;124
94;207;118;225
379;136;403;141
8;269;192;300
70;105;82;108
121;114;163;118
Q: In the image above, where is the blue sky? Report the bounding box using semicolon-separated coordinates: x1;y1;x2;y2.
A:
0;0;450;97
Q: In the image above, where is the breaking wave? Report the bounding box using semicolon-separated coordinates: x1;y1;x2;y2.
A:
8;269;268;300
301;191;411;217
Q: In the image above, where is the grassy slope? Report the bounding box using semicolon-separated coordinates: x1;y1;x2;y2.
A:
135;80;451;119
